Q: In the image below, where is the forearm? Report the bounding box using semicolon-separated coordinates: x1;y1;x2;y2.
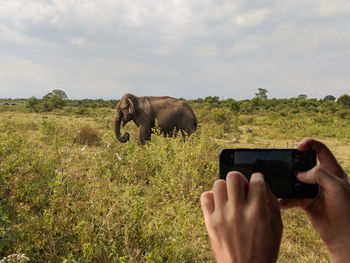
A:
328;241;350;263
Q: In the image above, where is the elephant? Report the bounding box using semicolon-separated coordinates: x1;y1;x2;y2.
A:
113;93;197;145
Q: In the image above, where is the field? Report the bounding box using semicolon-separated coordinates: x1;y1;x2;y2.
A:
1;98;350;262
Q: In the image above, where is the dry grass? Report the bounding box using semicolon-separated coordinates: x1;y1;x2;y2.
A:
1;108;349;262
74;125;101;146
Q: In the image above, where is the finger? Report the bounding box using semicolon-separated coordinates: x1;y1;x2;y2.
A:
297;166;341;188
266;186;283;236
213;179;228;210
298;138;346;179
266;184;280;215
247;173;267;213
226;171;248;206
200;191;215;222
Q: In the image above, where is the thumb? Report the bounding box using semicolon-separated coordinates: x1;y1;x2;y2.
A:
297;166;339;188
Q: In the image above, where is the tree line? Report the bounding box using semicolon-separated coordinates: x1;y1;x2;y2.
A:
1;89;350;114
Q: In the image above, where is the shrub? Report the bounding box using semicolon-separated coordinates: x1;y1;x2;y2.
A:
74;126;101;145
222;98;240;112
39;119;57;135
337;94;350;108
74;107;89;116
203;96;220;108
38;95;66;112
26;97;40;112
319;101;337;113
338;110;350;119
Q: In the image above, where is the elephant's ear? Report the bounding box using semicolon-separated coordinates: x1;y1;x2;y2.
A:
128;98;135;115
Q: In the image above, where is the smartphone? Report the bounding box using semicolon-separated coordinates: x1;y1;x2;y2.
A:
219;148;318;198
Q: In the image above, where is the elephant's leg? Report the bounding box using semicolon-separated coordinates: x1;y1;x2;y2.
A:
138;124;151;145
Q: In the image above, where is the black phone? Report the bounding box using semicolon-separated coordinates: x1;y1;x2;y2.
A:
219;148;318;198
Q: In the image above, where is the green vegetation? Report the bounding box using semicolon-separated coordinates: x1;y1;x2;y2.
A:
1;96;350;262
43;90;69;100
255;88;268;99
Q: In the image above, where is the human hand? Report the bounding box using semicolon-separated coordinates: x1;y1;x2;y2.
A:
201;172;282;263
280;138;350;262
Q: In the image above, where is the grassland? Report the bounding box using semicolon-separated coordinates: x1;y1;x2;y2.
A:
1;99;350;262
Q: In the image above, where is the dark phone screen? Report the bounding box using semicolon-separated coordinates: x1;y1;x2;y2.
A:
220;149;318;198
234;150;292;176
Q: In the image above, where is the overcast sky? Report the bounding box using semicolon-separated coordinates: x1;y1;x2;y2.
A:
0;0;349;100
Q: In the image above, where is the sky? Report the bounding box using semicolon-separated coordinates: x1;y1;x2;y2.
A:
0;0;349;100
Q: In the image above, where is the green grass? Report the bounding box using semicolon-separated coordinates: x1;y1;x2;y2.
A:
1;105;350;262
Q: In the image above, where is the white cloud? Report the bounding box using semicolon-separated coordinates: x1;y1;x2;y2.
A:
193;44;219;59
315;0;350;17
70;37;85;46
0;0;350;99
0;55;57;98
235;9;272;27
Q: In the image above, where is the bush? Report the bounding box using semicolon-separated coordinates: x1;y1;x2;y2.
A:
74;107;89;116
74;126;101;145
39;119;57;135
338;110;350;119
26;97;40;112
337;94;350;108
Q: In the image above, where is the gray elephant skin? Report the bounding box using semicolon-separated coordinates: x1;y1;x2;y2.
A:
113;93;197;145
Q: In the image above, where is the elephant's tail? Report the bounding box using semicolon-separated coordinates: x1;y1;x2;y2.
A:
193;115;198;130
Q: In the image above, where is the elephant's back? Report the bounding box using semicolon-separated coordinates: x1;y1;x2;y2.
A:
155;99;197;133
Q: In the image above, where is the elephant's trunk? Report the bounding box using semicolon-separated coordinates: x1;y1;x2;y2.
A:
113;110;130;143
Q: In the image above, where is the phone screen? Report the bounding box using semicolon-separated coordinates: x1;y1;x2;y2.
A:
233;150;292;177
220;149;318;198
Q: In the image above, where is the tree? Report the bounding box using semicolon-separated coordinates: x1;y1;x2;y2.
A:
298;94;308;100
204;96;220;108
40;95;66;112
49;95;66;108
323;95;336;101
255;88;268;99
26;96;40;112
337;94;350;108
43;89;68;99
222;98;240;112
